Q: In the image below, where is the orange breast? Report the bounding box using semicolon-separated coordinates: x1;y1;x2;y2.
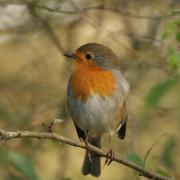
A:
71;60;116;100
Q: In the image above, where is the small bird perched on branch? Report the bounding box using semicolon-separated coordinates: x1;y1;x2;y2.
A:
64;43;129;177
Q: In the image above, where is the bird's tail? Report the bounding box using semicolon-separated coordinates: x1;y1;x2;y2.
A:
82;138;101;177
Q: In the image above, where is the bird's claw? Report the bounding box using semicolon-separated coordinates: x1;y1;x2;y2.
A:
104;149;114;166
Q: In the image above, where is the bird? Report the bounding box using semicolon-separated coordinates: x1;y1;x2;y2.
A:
64;43;129;177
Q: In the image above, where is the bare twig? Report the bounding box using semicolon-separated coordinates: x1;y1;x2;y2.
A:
0;1;176;20
0;129;174;180
35;4;174;20
0;0;30;5
27;1;64;53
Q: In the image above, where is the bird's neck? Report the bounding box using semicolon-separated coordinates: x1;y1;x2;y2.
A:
71;61;116;100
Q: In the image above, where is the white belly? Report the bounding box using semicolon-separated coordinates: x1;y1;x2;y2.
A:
69;94;120;137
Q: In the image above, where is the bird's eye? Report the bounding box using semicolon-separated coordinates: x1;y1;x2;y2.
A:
85;53;93;60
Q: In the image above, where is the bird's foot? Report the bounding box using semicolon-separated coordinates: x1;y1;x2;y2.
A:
104;149;114;166
82;136;92;162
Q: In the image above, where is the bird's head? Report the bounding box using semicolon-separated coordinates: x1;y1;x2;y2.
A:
64;43;118;69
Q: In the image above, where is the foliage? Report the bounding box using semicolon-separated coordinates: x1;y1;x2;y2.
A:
145;76;178;107
160;137;176;168
0;148;39;180
145;18;180;108
168;48;180;70
161;20;180;40
127;153;144;167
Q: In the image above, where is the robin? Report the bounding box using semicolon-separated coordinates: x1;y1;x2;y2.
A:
64;43;129;177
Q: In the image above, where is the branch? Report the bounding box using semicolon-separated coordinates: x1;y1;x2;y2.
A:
27;2;64;53
35;4;173;20
0;0;29;5
0;129;174;180
0;2;176;20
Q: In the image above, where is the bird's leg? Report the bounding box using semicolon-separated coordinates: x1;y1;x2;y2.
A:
83;131;92;162
104;135;114;166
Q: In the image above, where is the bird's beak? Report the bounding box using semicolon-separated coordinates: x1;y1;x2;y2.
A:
63;52;74;59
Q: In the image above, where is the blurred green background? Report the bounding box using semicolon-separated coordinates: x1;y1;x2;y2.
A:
0;0;179;180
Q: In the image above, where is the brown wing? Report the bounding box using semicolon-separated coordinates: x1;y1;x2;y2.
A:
113;99;128;140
